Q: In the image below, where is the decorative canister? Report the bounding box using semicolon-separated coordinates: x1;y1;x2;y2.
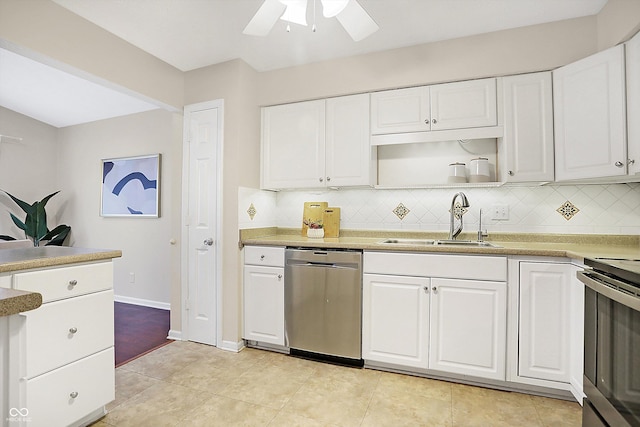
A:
307;228;324;238
448;162;467;183
469;158;490;182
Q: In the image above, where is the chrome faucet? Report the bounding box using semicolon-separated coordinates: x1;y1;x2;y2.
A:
477;208;488;242
449;192;470;240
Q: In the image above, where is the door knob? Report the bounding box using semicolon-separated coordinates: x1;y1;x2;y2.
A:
615;161;624;168
203;238;214;246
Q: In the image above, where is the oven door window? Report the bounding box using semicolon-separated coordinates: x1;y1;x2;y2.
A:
595;292;640;426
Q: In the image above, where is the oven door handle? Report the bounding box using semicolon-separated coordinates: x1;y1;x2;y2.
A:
578;270;640;311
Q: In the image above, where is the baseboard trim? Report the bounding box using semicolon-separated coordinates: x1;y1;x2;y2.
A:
220;339;245;353
167;330;183;341
114;295;170;310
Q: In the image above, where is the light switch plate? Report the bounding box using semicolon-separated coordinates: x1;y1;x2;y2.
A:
491;204;509;220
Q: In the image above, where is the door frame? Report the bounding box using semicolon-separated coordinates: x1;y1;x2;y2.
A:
180;99;224;348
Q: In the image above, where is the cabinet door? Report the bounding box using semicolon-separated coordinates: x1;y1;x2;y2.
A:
362;274;429;368
326;94;374;187
429;278;506;380
243;265;284;346
370;86;430;134
261;100;325;189
430;78;497;131
518;262;571;383
627;31;640;176
502;72;554;182
553;45;627;180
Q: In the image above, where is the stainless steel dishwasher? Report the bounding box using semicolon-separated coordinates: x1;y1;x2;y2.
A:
285;248;362;362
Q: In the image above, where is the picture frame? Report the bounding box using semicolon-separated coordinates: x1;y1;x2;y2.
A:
101;154;160;217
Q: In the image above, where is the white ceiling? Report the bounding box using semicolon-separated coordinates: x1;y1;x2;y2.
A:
0;0;608;128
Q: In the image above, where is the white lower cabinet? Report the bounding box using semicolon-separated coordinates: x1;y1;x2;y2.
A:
362;274;429;368
24;348;115;427
511;259;584;400
429;278;507;380
5;260;115;427
362;251;507;381
243;246;285;346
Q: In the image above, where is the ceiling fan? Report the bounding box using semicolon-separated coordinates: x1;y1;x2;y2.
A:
243;0;379;41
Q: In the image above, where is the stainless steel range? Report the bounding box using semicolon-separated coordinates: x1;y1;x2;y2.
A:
578;258;640;427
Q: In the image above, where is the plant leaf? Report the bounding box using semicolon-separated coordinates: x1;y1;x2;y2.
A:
0;235;16;241
43;225;71;246
10;213;27;231
3;191;35;215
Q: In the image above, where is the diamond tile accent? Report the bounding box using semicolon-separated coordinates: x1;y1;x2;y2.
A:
557;200;579;220
449;202;468;220
247;203;257;220
393;203;410;220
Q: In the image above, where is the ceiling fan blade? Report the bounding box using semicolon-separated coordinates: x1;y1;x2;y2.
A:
336;0;379;41
243;0;287;36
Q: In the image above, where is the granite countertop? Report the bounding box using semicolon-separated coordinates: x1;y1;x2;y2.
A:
0;246;122;317
240;228;640;261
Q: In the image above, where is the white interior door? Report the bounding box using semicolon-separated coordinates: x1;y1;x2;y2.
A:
184;103;221;346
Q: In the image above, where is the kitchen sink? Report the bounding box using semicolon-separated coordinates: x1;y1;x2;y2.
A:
433;240;501;248
379;238;501;248
379;238;436;245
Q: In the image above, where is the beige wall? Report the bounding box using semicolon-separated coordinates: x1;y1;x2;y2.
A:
257;16;598;106
0;0;184;110
57;109;183;307
0;107;59;239
597;0;640;50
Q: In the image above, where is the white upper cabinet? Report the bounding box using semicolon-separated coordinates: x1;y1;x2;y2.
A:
627;31;640;176
325;94;374;187
261;100;326;189
370;86;430;134
371;78;497;136
261;95;373;189
429;78;497;131
553;45;627;181
501;72;554;182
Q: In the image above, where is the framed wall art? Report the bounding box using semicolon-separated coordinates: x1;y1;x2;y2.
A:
101;154;160;217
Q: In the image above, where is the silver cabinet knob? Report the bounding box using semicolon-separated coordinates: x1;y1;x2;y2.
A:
432;286;437;293
508;171;514;176
432;119;438;124
326;176;331;182
69;327;78;334
203;238;213;246
423;286;429;293
69;279;78;287
629;159;636;165
260;255;265;260
424;119;430;124
277;274;282;280
615;161;624;167
70;391;78;399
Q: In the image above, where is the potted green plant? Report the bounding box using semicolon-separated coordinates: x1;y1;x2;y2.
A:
0;190;71;246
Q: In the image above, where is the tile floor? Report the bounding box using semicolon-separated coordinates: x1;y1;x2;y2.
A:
91;341;582;427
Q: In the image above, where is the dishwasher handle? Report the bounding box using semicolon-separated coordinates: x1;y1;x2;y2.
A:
288;261;360;271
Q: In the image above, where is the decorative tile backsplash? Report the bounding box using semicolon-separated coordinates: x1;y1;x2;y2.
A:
238;183;640;235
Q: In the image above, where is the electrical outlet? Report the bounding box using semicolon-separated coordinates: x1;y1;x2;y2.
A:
129;272;135;284
491;204;509;221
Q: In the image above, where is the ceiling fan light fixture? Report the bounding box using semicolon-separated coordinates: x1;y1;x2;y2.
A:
336;0;379;41
279;0;308;26
320;0;350;18
242;0;287;36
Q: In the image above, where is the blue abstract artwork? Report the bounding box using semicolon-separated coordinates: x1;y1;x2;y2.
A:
101;154;160;217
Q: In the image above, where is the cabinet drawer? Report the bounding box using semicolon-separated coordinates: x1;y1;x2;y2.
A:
24;347;114;427
244;246;285;267
13;262;113;303
364;252;507;282
23;290;114;378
